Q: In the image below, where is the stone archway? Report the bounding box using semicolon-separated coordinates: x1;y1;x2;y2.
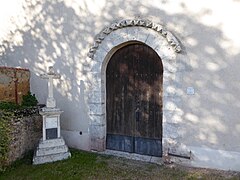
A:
87;19;186;157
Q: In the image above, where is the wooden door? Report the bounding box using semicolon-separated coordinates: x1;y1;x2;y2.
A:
106;43;163;157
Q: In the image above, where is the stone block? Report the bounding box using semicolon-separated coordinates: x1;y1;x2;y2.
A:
33;137;71;165
145;30;166;50
33;151;71;165
98;39;114;54
156;45;175;60
163;101;177;111
90;60;102;73
36;145;69;156
104;29;128;47
163;122;179;139
163;110;184;124
38;138;65;148
87;72;102;89
163;71;176;82
164;85;177;97
89;114;105;124
89;123;106;139
90;137;105;151
113;28;128;41
87;79;102;91
94;47;108;63
163;100;183;112
125;26;139;41
89;103;104;115
163;74;184;93
164;61;177;73
154;38;169;50
87;91;103;103
136;27;150;42
163;84;181;95
101;150;163;165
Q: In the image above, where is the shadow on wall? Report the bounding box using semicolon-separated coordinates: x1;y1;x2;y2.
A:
0;0;240;152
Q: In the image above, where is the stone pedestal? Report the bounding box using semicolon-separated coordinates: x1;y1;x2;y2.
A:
40;108;62;140
33;108;71;164
33;137;71;165
33;67;71;165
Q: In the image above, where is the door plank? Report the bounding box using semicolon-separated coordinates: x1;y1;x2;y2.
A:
106;43;163;156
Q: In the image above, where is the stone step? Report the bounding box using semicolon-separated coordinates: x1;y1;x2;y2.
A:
38;138;65;148
36;145;69;156
33;151;71;165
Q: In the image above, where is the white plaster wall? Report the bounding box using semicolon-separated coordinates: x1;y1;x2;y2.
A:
1;0;240;171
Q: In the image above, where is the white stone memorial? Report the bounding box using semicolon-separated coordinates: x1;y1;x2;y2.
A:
33;66;71;165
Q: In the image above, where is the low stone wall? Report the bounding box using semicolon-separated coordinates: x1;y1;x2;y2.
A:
7;114;42;165
0;66;30;105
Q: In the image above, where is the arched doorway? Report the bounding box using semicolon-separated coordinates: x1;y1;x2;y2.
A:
106;43;163;157
88;20;185;156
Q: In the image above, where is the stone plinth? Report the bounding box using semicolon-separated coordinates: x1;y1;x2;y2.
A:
33;137;71;165
33;66;70;165
33;107;71;164
40;108;63;141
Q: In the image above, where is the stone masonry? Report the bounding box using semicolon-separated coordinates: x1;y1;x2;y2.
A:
87;22;190;159
7;115;42;165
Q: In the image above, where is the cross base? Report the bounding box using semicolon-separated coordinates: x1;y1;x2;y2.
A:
47;97;56;108
33;137;71;165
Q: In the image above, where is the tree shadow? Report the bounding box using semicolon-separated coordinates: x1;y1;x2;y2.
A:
0;0;239;154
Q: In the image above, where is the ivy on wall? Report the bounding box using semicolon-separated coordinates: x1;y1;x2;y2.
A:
0;92;39;172
0;110;14;172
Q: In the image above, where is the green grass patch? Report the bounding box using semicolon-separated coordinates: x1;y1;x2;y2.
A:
0;149;107;180
0;149;239;180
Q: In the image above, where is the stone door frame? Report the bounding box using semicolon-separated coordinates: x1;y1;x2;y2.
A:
88;19;186;157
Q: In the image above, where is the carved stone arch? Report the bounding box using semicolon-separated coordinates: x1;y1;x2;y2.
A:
88;19;188;157
88;19;182;59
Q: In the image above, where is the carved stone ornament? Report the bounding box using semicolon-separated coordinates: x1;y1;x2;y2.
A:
88;19;182;58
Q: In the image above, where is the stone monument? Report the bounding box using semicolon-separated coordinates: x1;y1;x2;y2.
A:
33;66;71;165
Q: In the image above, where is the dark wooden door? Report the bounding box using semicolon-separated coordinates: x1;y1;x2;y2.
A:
106;43;163;157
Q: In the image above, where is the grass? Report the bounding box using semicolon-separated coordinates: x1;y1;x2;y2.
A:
0;149;239;180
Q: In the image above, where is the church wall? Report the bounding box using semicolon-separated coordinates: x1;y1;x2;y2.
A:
0;0;240;171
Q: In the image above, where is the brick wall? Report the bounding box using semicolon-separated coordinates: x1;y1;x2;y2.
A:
0;67;30;105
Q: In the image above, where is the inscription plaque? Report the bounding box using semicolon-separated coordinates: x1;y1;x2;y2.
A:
45;117;58;129
46;128;58;139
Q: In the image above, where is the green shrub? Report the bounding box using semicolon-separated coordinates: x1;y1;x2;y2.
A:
0;92;38;111
21;92;38;107
0;102;19;110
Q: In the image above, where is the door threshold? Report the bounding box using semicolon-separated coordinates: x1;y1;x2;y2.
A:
98;149;163;165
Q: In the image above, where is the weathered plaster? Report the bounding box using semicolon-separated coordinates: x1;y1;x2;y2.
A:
2;0;240;171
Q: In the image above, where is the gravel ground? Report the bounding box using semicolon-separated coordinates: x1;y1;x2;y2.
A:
99;155;240;180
